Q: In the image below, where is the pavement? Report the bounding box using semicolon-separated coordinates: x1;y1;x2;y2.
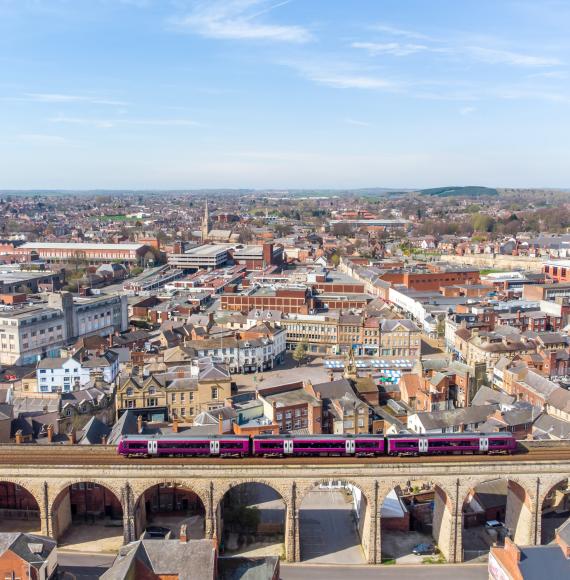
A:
58;522;124;554
0;519;41;534
300;488;365;565
381;529;437;564
235;355;330;391
280;563;488;580
542;511;570;544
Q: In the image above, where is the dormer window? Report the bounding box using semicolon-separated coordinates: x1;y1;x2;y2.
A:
126;388;133;396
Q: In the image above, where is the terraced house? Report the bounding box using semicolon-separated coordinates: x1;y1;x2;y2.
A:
116;360;234;423
281;313;421;358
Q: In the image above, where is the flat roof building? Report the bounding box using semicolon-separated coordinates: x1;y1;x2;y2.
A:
168;244;230;270
14;242;154;265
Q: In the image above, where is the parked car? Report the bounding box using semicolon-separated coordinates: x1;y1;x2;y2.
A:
485;520;504;529
412;543;436;555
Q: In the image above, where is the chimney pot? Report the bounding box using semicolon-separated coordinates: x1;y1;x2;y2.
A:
67;429;76;445
180;524;188;543
137;415;143;434
15;430;23;444
172;417;179;433
47;424;54;443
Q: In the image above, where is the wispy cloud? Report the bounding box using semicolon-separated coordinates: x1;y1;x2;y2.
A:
24;92;127;106
459;106;476;115
370;22;433;41
351;41;443;57
49;115;201;128
344;118;371;127
284;60;400;90
172;0;313;43
468;46;562;67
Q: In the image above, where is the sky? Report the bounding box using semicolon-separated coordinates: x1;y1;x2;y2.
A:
1;0;570;190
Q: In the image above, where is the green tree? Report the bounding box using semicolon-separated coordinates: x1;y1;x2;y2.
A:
471;214;495;233
292;342;308;366
331;253;341;267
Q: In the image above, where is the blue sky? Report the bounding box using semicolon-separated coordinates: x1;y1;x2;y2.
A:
1;0;569;189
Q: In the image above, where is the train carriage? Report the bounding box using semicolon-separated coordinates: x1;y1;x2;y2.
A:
385;432;516;456
252;434;385;457
118;434;250;457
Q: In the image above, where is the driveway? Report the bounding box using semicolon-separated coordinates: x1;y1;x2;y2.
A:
300;488;365;565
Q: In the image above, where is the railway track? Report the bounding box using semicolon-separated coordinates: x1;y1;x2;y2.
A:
1;444;570;467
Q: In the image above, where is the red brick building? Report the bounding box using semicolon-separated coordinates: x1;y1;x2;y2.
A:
14;242;155;265
257;382;323;433
380;265;480;291
221;287;313;314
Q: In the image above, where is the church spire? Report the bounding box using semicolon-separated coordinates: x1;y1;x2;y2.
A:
202;200;210;242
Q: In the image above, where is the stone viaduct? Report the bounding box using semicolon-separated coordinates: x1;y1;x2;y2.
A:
1;443;569;563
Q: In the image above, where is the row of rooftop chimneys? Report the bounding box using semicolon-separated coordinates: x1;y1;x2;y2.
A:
12;413;186;445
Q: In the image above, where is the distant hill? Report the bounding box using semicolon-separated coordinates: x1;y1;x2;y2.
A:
418;186;498;197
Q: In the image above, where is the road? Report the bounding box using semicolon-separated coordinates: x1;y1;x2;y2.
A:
300;488;364;564
57;552;115;579
280;563;488;580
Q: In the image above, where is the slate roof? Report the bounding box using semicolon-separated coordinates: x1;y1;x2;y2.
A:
0;533;56;568
412;404;499;431
79;417;112;445
101;539;216;580
471;386;515;407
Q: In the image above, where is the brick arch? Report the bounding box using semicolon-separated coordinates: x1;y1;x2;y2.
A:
538;475;570;545
48;478;125;541
50;478;125;509
0;478;45;532
214;479;290;512
131;480;209;511
0;477;44;512
379;479;455;510
296;478;372;508
462;475;535;507
538;476;570;509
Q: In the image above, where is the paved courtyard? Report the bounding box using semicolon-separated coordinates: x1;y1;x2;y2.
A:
236;355;330;391
300;488;365;565
381;529;437;564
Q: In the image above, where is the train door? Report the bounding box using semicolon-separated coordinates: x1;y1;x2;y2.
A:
283;440;294;454
479;437;489;453
418;438;429;453
210;440;220;455
345;439;356;454
147;440;158;455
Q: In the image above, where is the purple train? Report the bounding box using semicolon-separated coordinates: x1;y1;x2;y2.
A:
117;432;516;458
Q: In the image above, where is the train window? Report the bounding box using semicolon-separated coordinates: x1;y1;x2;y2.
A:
260;442;282;449
356;441;376;448
395;441;417;449
429;439;475;448
221;442;243;448
297;441;343;449
489;439;506;446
